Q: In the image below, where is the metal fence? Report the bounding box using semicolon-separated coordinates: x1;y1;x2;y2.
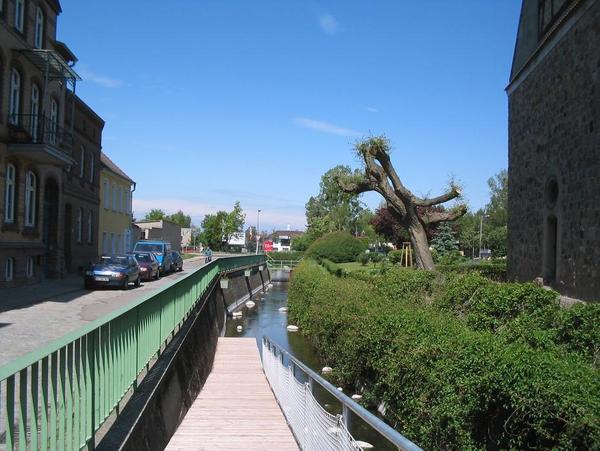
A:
0;255;265;451
262;336;421;451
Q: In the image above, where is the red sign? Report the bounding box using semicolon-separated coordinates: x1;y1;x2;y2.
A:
263;240;273;252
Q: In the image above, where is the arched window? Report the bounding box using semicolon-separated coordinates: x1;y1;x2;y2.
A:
79;146;85;178
4;163;16;223
30;84;40;140
9;68;21;125
76;207;83;242
24;171;36;227
34;7;44;49
89;152;94;183
26;256;34;278
14;0;24;32
87;210;93;243
5;257;14;281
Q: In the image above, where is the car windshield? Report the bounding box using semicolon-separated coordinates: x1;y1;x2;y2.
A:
133;253;152;262
98;256;128;266
135;243;163;253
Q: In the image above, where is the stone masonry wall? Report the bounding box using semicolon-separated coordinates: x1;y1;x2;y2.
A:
508;0;600;300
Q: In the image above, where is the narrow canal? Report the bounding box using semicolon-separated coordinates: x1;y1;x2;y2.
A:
224;279;396;450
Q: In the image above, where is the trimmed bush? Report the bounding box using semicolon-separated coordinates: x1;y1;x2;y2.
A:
305;231;368;263
388;249;404;264
267;250;304;261
358;253;370;266
289;261;600;449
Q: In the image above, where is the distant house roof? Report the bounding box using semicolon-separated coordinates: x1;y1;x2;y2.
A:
101;152;134;184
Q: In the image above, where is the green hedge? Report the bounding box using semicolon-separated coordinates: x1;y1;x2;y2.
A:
289;260;600;449
266;250;304;261
305;231;368;263
437;261;507;281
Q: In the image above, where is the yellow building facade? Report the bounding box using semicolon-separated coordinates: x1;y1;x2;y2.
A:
98;153;135;256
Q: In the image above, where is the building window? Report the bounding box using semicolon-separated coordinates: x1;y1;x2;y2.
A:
24;171;36;227
5;257;14;281
79;147;85;178
4;163;16;223
111;233;116;254
14;0;24;32
26;256;34;278
76;207;83;242
112;182;117;211
103;178;109;209
49;98;58;144
118;186;123;213
34;7;44;48
9;69;21;125
117;234;122;253
87;210;93;243
102;231;108;254
89;153;94;183
30;84;40;140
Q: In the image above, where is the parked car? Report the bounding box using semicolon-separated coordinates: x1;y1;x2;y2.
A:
84;255;141;290
129;251;160;281
170;251;183;272
133;240;172;275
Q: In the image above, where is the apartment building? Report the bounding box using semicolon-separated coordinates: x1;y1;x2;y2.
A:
99;152;135;256
0;0;104;286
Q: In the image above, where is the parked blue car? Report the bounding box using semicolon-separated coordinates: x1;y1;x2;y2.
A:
84;255;141;290
133;240;173;275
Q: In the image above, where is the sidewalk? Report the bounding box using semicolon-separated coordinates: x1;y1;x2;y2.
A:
0;275;83;312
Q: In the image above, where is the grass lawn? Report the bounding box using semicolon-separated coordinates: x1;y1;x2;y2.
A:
338;261;378;272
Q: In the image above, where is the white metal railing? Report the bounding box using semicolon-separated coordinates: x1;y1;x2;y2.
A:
262;337;421;451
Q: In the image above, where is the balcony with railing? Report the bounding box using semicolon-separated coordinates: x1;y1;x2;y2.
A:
7;114;75;166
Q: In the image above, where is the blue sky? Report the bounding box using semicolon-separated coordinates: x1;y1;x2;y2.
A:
59;1;521;231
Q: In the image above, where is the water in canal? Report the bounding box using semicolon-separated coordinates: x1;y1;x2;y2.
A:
224;281;397;450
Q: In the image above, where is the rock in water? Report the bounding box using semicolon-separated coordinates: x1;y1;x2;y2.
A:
245;301;255;308
236;325;243;332
321;366;333;374
232;311;242;319
278;307;288;313
286;325;299;332
353;440;374;449
351;394;363;400
337;387;343;392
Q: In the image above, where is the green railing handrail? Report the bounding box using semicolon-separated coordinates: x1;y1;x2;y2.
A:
0;254;265;450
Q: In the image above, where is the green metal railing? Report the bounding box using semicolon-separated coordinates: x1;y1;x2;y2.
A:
265;256;302;271
0;255;265;450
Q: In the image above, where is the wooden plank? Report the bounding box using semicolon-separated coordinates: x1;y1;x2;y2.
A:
166;338;298;451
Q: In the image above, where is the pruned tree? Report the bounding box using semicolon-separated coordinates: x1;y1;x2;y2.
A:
337;136;467;270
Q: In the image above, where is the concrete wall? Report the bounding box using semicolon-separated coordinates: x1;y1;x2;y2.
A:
97;263;269;451
507;0;600;300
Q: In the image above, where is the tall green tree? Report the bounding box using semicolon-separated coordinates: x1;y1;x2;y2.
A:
144;209;166;220
199;202;245;251
168;210;192;228
305;165;366;239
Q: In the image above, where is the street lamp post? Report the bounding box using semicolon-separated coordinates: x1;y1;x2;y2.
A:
255;209;261;254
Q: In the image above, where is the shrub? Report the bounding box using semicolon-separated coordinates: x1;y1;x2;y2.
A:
305;231;368;263
388;249;404;264
321;259;345;277
368;252;384;263
358;253;370;266
288;261;600;449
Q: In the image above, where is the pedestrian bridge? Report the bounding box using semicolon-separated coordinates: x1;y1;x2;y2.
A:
0;255;419;450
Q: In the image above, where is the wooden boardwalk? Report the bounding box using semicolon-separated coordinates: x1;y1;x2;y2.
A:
166;337;299;451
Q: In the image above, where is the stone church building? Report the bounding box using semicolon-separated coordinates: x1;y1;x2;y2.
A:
507;0;599;300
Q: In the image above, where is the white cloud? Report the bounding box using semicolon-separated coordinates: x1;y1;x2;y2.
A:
78;67;124;88
293;117;361;137
318;14;339;35
366;106;379;113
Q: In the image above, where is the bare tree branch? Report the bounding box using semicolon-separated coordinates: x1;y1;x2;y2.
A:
422;204;468;225
415;185;462;207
